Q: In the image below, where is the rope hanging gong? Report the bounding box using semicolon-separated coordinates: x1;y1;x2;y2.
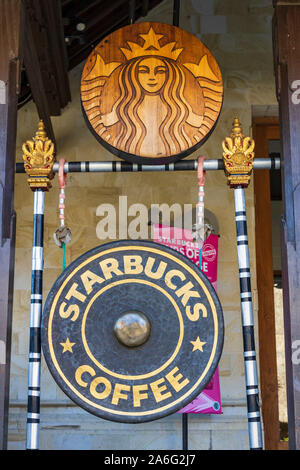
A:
53;159;71;271
195;156;209;260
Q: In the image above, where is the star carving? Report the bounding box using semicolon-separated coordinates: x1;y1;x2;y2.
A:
139;27;163;50
60;338;76;353
190;336;206;352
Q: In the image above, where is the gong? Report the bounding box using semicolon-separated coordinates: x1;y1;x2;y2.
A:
80;22;223;165
42;240;224;423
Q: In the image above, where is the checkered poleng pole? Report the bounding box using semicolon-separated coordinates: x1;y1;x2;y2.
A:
234;186;263;450
26;189;45;449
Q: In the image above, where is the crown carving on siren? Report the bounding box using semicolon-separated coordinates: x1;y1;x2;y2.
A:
83;25;220;82
120;26;183;61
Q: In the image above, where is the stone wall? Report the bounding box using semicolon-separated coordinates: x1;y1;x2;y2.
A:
8;0;278;450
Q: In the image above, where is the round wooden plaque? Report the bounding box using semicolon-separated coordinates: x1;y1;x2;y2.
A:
81;22;223;164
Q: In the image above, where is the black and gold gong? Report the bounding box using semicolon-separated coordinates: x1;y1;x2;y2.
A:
42;240;224;423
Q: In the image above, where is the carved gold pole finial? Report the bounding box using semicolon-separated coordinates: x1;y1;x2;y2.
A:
222;117;255;188
22;120;55;191
35;120;47;140
231;117;243;136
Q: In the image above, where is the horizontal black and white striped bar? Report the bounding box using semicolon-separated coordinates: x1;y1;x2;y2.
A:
15;157;281;174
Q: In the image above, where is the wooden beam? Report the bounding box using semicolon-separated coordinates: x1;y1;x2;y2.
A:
23;0;55;144
22;0;71;143
39;0;71;110
273;0;300;449
0;0;24;450
253;118;281;450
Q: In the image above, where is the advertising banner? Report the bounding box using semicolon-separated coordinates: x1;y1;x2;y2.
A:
153;224;222;414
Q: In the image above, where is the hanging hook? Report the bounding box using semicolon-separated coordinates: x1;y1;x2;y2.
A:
193;156;212;245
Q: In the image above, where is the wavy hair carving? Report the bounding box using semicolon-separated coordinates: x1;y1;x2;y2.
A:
106;56;199;156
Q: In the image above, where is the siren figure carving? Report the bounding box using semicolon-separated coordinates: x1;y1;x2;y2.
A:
100;55;204;156
81;25;223;161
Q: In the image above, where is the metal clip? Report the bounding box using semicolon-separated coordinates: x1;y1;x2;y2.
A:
192;223;213;246
53;226;71;248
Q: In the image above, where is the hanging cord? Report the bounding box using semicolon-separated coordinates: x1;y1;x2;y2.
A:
197;156;206;269
193;156;213;269
53;159;71;271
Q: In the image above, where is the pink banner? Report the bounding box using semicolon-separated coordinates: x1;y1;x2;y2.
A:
153;224;222;414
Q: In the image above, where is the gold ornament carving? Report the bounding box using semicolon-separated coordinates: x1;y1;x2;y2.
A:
22;120;55;191
222;118;255;188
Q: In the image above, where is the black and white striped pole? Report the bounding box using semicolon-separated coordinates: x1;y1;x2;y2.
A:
233;186;263;450
26;189;45;449
15;156;280;175
223;118;263;450
22;121;55;450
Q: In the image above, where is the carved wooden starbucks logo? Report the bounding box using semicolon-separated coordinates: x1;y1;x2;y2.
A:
42;241;224;423
81;22;223;164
